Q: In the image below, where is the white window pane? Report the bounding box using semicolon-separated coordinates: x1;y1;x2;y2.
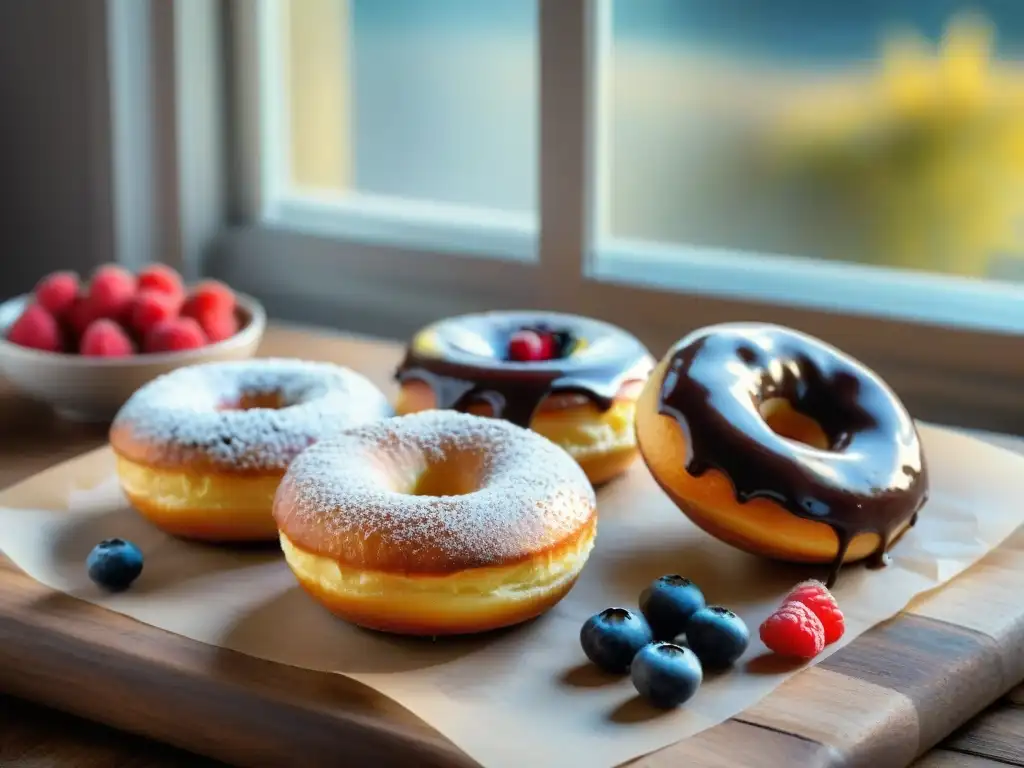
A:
595;0;1024;285
270;0;536;218
258;0;536;260
351;0;536;213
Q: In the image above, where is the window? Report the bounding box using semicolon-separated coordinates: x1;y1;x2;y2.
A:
592;0;1024;330
259;0;537;258
216;0;1023;431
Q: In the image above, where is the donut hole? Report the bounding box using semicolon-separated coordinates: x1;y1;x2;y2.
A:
759;397;831;450
220;390;287;411
408;455;482;497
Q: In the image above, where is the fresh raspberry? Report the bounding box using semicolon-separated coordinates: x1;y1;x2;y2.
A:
759;601;825;659
65;294;95;339
185;280;235;317
6;304;62;352
80;319;135;357
129;289;181;338
137;264;185;303
34;271;80;317
86;264;137;322
784;580;845;645
508;329;554;362
144;317;207;353
185;304;238;343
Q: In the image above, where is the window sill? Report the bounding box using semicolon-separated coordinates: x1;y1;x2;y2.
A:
593;238;1024;336
265;191;537;262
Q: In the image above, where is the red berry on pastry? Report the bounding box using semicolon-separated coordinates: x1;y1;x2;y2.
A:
34;271;80;317
508;329;554;362
86;265;137;322
185;279;235;317
6;304;62;352
137;264;185;303
783;580;845;645
144;317;207;353
759;601;825;659
130;289;181;338
80;319;135;357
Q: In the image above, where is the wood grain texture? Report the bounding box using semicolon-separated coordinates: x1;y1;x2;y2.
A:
820;615;1004;751
912;751;1017;767
944;707;1024;765
629;720;838;767
0;694;223;768
738;667;920;766
2;323;1024;767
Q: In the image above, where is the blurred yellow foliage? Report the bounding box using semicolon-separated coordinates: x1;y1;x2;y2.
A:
774;15;1024;276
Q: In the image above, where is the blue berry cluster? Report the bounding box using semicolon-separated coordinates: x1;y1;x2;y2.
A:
579;574;750;708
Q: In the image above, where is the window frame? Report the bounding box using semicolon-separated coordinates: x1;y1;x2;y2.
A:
210;0;1023;433
99;0;227;281
0;0;226;289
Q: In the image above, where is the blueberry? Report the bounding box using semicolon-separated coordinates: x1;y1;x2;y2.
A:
681;606;750;669
631;642;703;708
86;538;143;592
639;575;706;640
550;329;577;358
580;607;654;674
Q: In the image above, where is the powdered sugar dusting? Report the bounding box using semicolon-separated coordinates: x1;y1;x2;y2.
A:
113;358;392;471
276;411;597;571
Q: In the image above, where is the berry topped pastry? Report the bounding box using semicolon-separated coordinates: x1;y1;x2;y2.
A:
394;311;654;485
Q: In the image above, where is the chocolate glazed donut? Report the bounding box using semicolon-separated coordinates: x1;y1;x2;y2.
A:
655;323;929;587
395;311;653;429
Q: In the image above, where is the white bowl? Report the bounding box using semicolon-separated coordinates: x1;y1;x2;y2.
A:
0;291;267;422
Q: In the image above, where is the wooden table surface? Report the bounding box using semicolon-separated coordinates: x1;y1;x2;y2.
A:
0;323;1022;768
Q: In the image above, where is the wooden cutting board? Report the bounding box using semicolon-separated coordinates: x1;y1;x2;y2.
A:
1;326;1023;768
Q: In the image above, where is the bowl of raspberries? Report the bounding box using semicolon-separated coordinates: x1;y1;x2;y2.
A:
0;262;266;421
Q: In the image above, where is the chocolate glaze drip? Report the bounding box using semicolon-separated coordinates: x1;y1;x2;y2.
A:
395;311;654;429
657;323;929;587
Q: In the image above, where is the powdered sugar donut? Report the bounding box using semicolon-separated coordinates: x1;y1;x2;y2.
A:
273;410;597;635
110;358;391;541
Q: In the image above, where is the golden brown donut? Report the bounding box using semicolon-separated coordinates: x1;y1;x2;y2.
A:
110;359;391;541
273;410;598;635
636;323;928;586
394;311;654;486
